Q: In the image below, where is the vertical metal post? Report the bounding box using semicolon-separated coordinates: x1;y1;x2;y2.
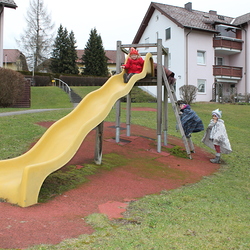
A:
0;6;4;67
115;41;122;143
157;39;163;152
116;41;122;74
163;48;169;146
163;84;168;145
94;122;103;165
126;91;131;136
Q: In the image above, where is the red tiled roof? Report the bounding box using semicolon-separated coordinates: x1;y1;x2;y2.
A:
133;2;244;44
233;13;250;25
76;50;125;64
3;49;22;63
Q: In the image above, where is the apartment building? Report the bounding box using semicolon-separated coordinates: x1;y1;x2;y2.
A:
132;2;250;102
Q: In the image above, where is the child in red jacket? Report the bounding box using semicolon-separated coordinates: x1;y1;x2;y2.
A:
121;47;144;83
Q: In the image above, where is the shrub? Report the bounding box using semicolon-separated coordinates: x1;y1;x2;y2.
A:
0;68;26;107
179;85;197;104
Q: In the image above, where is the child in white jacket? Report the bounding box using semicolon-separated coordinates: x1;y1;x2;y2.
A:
202;109;232;163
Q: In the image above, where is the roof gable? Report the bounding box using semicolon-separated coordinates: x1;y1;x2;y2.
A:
233;12;250;25
133;2;236;44
3;49;22;62
76;50;124;64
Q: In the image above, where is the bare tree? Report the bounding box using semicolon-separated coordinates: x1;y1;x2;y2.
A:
17;0;54;71
179;85;198;104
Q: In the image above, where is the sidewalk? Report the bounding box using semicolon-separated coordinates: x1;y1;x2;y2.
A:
0;109;63;117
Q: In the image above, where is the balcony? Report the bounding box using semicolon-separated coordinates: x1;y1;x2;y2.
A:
213;37;243;55
213;65;242;82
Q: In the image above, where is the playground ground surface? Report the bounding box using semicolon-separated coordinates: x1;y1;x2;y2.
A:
0;117;219;249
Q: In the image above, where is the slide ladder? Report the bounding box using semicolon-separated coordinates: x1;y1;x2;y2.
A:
162;66;194;159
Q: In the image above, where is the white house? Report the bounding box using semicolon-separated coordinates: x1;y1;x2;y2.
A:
132;2;250;102
0;0;17;67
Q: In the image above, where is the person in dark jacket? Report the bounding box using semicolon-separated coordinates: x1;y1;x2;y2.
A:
153;63;176;85
177;100;204;138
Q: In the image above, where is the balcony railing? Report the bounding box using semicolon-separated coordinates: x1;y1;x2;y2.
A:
213;37;242;51
213;65;242;78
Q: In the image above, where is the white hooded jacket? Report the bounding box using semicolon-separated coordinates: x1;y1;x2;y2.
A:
202;118;232;154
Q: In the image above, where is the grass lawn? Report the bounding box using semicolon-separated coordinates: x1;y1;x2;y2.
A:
0;86;250;249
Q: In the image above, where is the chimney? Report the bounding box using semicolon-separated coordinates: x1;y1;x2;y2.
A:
209;10;217;15
185;2;192;11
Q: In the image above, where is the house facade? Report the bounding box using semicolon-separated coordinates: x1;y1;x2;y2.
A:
37;50;124;75
0;0;17;67
76;49;125;76
132;2;250;102
3;49;28;71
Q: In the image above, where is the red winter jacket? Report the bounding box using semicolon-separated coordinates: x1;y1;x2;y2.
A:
122;57;144;74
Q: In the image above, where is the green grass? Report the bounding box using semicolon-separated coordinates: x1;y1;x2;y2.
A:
0;86;73;113
71;86;99;97
31;86;73;109
72;86;157;102
1;87;250;249
39;153;128;203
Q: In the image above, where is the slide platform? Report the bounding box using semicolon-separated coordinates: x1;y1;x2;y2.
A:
0;53;154;207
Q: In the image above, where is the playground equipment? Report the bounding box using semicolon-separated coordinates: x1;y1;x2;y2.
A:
0;39;195;208
115;40;194;157
0;53;154;207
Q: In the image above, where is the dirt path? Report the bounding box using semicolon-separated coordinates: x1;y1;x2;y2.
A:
0;121;219;249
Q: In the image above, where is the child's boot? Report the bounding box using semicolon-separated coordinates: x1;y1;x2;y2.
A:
210;153;221;163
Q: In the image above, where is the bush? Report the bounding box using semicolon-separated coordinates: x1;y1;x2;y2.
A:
179;85;197;104
0;68;26;107
121;86;157;103
59;75;108;86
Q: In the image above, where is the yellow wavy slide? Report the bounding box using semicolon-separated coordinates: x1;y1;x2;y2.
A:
0;53;153;207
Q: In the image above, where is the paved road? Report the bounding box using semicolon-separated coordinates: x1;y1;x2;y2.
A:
0;109;63;117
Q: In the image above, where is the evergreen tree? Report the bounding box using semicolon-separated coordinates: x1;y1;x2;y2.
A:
82;28;108;77
50;25;78;74
67;31;79;75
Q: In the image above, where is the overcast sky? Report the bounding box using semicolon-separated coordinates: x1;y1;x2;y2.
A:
3;0;250;51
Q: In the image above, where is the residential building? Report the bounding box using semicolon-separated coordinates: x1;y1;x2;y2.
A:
132;2;250;102
3;49;28;71
36;50;124;75
0;0;17;67
76;49;125;75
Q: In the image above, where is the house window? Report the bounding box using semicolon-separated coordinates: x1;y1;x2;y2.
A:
165;28;171;40
197;51;206;65
197;79;206;93
216;57;223;65
215;25;242;39
168;53;171;68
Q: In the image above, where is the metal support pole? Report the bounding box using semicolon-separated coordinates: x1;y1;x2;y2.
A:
163;48;169;146
163;84;168;145
115;99;121;143
0;6;4;68
126;91;131;136
94;122;103;165
157;39;163;152
115;41;122;143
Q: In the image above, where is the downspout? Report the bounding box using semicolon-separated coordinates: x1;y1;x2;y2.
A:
186;28;193;85
0;4;5;68
243;25;248;97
